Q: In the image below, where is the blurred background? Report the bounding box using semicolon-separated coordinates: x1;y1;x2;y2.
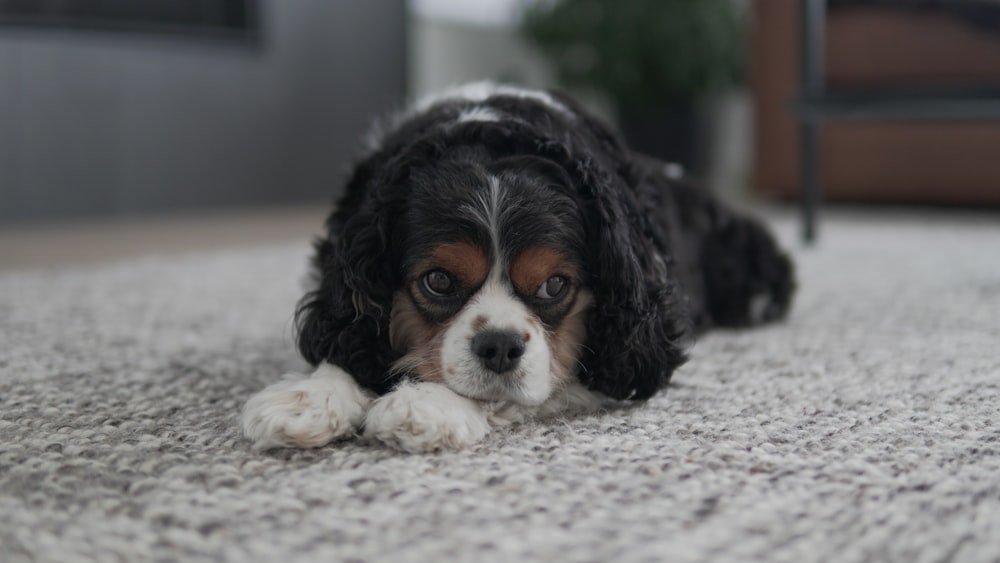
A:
1;0;998;264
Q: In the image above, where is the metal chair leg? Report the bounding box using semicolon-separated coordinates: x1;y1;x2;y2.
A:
800;0;827;243
800;120;820;244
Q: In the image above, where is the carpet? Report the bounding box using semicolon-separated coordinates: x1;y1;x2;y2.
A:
2;209;999;562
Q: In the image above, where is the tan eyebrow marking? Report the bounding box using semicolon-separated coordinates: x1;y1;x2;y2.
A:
509;247;575;296
415;243;490;288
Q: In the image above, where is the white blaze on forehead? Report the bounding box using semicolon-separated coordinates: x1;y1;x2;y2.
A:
461;175;505;264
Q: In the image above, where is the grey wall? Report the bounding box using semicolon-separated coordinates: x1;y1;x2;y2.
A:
0;1;406;224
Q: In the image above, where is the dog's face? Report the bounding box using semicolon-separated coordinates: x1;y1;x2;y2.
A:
386;156;592;405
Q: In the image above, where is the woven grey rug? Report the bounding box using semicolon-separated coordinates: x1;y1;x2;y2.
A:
2;209;999;562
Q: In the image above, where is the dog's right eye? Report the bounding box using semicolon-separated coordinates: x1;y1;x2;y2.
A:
421;270;456;297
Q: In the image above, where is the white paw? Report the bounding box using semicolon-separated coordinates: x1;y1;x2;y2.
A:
749;292;773;323
241;363;373;450
363;381;491;453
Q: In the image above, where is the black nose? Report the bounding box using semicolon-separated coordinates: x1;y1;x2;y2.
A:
471;330;526;373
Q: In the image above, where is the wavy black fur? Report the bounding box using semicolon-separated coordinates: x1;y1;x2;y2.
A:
295;85;795;401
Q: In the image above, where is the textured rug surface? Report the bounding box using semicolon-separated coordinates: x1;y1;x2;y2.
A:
2;210;999;563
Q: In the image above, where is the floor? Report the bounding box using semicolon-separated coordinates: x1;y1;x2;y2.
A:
0;205;327;271
3;208;998;562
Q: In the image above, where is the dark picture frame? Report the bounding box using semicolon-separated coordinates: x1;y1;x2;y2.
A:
0;0;260;41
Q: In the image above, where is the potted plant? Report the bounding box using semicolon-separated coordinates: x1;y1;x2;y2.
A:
520;0;745;171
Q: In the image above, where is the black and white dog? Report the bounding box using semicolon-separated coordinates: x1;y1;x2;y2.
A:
242;82;795;453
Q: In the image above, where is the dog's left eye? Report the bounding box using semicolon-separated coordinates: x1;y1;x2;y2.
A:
421;270;456;297
535;276;568;300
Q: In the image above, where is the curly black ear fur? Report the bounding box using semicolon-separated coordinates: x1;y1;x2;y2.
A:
294;152;409;395
513;100;694;401
572;162;692;401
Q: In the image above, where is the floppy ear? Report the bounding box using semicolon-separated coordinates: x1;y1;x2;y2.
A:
294;153;409;395
561;153;692;401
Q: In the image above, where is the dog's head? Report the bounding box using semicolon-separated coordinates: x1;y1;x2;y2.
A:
296;99;689;404
384;154;591;405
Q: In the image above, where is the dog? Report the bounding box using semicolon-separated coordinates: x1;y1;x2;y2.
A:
241;82;795;453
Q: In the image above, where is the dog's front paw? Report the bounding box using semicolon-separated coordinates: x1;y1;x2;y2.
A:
363;381;491;453
241;362;373;450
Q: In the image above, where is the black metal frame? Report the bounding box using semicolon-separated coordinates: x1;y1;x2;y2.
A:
794;0;1000;242
799;0;826;243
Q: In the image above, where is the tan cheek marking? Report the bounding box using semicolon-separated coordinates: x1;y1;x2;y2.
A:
547;331;575;386
390;291;431;353
412;335;446;384
547;290;593;383
389;290;447;383
510;247;573;295
417;243;489;288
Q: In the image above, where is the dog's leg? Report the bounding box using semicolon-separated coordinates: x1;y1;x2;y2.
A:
363;381;492;453
696;211;795;327
241;362;373;450
659;171;795;328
